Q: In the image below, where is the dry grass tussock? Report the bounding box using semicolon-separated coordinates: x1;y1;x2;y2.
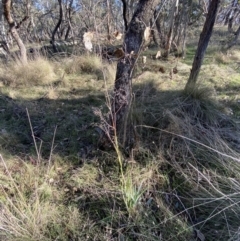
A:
152;90;240;240
63;54;116;86
128;78;240;240
0;155;87;241
0;57;56;86
214;49;240;65
214;52;231;64
64;54;102;75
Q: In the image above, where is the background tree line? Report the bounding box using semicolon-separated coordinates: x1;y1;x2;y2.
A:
0;0;239;56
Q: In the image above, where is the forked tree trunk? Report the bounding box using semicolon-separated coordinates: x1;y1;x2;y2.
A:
110;0;158;148
2;0;27;64
184;0;220;93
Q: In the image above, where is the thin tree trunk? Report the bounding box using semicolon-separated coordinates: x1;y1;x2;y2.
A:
227;25;240;49
153;1;167;48
0;1;9;51
184;0;220;93
164;0;179;58
65;0;74;41
180;0;190;57
121;0;129;32
2;0;27;64
51;0;63;52
110;0;158;148
150;17;158;46
154;10;163;46
106;0;112;41
225;0;238;33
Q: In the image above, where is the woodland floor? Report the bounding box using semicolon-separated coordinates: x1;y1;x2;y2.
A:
0;26;240;241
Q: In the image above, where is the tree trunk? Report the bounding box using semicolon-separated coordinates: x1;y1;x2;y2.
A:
106;0;112;41
0;1;9;52
121;0;129;32
224;0;238;33
180;0;190;57
64;0;74;41
227;25;240;49
110;0;158;148
184;0;220;93
164;0;179;58
51;0;63;52
228;0;238;33
2;0;27;64
154;9;163;47
153;1;167;48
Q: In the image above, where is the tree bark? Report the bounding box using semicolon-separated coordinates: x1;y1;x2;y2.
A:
121;0;129;32
110;0;158;148
180;0;190;57
228;0;239;33
184;0;220;93
224;0;238;33
106;0;112;41
51;0;63;52
153;1;167;48
164;0;179;58
2;0;27;64
227;25;240;49
0;1;9;51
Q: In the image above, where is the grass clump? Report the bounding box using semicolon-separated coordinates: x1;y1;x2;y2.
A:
0;57;56;87
64;54;103;76
63;54;116;84
0;155;88;241
155;96;240;240
214;52;231;65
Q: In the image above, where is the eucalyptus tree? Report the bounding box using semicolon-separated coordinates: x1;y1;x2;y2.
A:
151;0;203;57
164;0;179;58
184;0;220;93
2;0;28;64
227;25;240;48
224;0;239;33
110;0;159;148
64;0;74;40
51;0;63;51
223;0;240;48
